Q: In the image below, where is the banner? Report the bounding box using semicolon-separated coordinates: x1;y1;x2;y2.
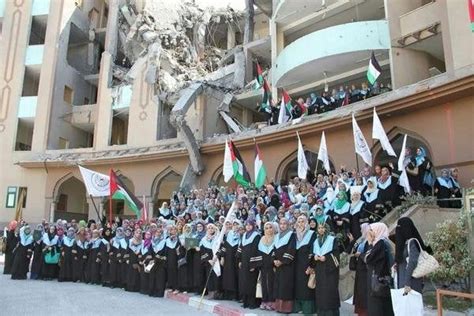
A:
79;166;110;197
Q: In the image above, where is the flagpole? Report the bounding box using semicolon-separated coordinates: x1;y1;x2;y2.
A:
89;194;101;221
355;152;360;174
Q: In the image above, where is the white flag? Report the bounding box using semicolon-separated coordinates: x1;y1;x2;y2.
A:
399;169;411;193
318;131;331;174
223;139;233;182
212;201;237;276
372;108;396;157
398;134;408;172
352;114;372;166
78;166;110;197
297;133;309;179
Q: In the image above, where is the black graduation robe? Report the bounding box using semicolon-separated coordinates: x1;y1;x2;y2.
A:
177;238;191;292
149;238;167;297
199;236;218;293
349;201;369;241
294;230;316;301
255;238;275;303
58;237;74;282
11;230;33;280
377;176;400;210
30;240;43;280
353;241;369;315
125;240;142;292
237;231;261;309
72;240;89;282
328;203;350;252
434;177;453;208
311;235;340;314
109;238;127;288
41;234;59;280
273;232;297;301
218;233;240;298
87;239;103;284
98;239;110;285
364;239;394;316
3;230;18;275
190;245;203;293
139;243;152;295
361;189;382;223
166;237;179;290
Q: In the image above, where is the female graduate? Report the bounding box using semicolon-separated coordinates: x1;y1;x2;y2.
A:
72;228;89;283
4;220;18;275
328;191;351;253
293;214;316;314
199;223;219;298
363;223;394;316
99;228;112;286
256;221;277;311
109;227;127;288
125;228;142;292
42;225;59;280
237;218;261;309
434;169;454;208
177;224;192;293
273;217;297;313
361;178;381;223
88;229;103;284
311;223;340;316
352;223;370;316
349;188;369;241
139;230;153;295
191;221;206;293
30;224;44;280
11;225;34;280
219;219;241;300
377;166;399;210
165;224;180;293
58;227;75;282
149;225;167;297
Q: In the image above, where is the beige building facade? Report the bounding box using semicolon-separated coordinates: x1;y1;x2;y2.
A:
0;0;473;226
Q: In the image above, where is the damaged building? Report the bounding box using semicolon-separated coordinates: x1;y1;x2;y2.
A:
0;0;472;224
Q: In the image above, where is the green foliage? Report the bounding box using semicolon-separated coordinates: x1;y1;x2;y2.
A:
426;215;473;289
397;192;437;215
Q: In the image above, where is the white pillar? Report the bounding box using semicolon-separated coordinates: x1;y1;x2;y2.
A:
49;202;56;223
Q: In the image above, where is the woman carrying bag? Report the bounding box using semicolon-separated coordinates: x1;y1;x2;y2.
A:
394;217;433;294
363;223;394;316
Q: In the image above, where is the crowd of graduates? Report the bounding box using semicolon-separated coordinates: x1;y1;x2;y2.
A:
2;155;462;316
259;81;393;125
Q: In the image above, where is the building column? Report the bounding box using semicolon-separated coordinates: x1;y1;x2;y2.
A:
104;0;120;58
270;18;284;96
49;202;56;223
227;24;236;50
148;201;154;220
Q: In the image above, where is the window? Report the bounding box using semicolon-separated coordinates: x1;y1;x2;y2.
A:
63;85;74;104
5;187;17;208
58;137;69;149
84;97;89;104
57;193;68;212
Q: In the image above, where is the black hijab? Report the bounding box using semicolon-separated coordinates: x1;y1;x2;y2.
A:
395;217;430;264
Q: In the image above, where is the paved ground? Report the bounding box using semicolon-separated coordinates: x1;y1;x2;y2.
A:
0;267;212;316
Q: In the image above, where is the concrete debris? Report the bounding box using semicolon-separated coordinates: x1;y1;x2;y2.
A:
114;0;244;95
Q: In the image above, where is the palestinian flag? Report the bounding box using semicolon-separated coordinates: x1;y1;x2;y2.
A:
256;62;264;87
110;169;143;218
367;52;382;85
260;78;272;114
254;143;267;188
278;89;292;124
229;141;251;187
470;0;474;32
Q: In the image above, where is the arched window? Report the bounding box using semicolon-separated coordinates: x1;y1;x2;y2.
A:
54;176;87;222
374;133;433;167
151;168;182;216
277;150;335;183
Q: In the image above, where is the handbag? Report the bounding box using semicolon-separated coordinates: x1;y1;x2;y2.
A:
255;272;262;298
45;251;60;264
307;273;316;289
408;238;439;278
144;261;155;273
370;270;391;297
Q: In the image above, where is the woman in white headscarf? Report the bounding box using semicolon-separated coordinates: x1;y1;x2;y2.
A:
363;223;394;316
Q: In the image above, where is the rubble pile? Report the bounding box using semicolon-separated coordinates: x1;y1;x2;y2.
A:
115;0;243;95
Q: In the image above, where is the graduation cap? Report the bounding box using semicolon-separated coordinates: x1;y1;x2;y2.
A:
350;185;364;195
